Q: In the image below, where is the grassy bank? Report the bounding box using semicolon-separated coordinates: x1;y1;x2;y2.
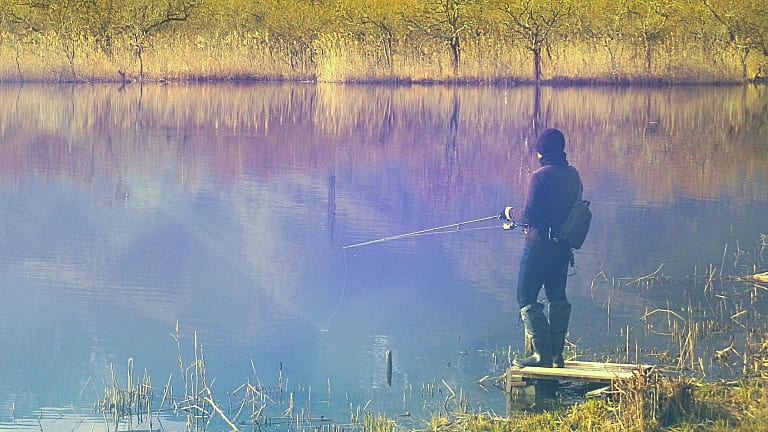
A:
427;374;768;431
1;0;766;84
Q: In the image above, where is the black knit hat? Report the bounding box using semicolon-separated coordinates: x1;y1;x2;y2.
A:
534;128;565;155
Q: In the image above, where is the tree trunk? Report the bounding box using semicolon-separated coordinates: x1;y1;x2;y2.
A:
740;46;750;81
137;45;144;81
644;35;652;74
450;35;460;75
533;46;542;82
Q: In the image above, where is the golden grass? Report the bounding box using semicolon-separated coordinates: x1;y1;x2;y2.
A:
0;29;762;83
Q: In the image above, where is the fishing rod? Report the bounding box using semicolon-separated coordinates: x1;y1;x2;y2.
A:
342;215;519;249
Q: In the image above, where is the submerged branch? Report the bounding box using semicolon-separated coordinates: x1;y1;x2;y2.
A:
622;263;664;286
640;308;686;323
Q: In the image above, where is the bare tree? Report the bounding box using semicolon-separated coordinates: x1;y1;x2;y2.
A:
702;0;768;80
580;0;634;74
0;0;32;80
494;0;571;82
625;0;675;75
252;0;335;75
338;0;400;72
123;0;199;80
24;0;88;80
402;0;479;76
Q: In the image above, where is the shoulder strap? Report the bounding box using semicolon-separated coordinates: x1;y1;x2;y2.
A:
568;166;583;200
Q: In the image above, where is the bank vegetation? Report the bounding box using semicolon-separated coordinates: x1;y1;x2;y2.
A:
0;0;767;84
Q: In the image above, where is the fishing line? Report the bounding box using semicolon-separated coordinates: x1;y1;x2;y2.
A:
321;247;348;332
323;216;516;330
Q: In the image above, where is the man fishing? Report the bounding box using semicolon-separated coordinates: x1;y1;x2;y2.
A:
500;128;584;368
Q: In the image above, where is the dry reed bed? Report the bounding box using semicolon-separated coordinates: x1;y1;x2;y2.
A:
0;32;761;84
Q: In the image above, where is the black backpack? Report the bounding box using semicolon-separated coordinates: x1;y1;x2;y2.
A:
555;199;591;249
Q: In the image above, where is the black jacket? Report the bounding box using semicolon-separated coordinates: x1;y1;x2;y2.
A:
509;162;583;247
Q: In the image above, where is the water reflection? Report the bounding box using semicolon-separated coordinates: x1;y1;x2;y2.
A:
0;83;766;427
2;84;765;203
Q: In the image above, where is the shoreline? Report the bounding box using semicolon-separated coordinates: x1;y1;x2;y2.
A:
0;74;763;87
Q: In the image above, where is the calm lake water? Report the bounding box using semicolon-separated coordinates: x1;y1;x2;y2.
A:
0;83;767;430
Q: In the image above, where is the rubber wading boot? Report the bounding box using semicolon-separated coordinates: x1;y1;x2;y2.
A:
514;303;553;367
548;300;572;368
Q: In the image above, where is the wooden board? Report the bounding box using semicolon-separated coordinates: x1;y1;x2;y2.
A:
506;361;650;385
739;271;768;283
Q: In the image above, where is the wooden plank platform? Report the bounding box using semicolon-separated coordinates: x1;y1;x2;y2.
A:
506;361;650;387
